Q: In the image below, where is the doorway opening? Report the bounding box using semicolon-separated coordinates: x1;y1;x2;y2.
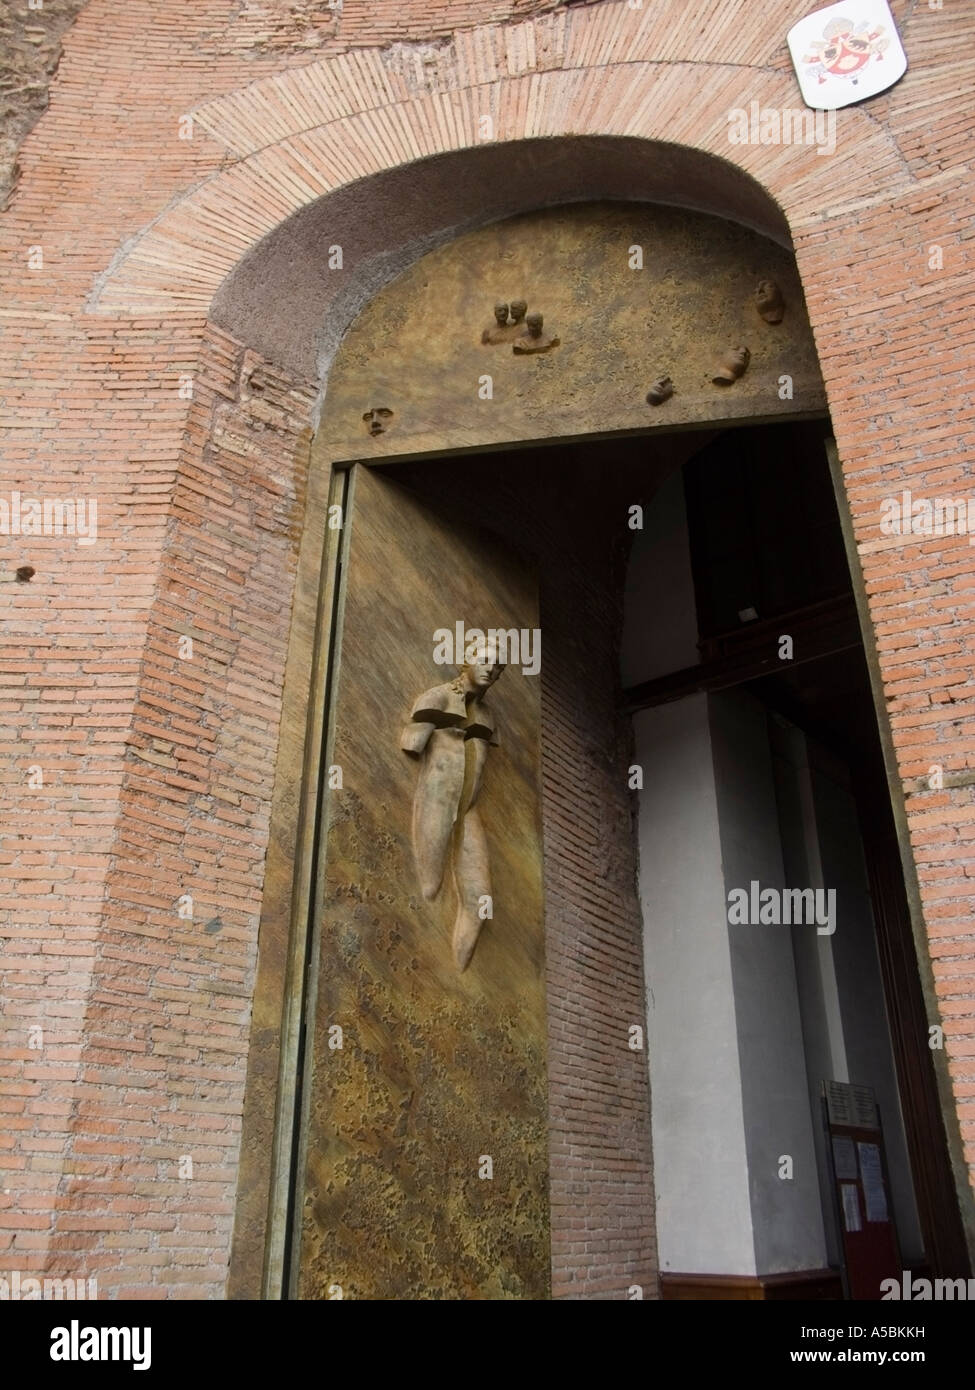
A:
361;415;970;1298
244;412;971;1299
625;418;971;1297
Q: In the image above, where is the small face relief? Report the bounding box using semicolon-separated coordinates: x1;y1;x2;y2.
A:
755;279;785;324
470;660;503;688
512;311;561;355
646;375;674;406
711;346;751;386
482;301;516;344
362;406;394;435
463;639;504;688
509;299;528;324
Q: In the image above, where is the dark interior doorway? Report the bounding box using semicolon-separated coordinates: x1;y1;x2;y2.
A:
626;419;971;1292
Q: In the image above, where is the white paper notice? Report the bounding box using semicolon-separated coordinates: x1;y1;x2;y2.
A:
825;1080;853;1126
832;1135;858;1181
841;1183;862;1233
858;1142;889;1223
787;1;908;110
851;1084;879;1130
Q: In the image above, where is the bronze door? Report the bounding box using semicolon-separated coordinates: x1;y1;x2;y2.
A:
289;463;549;1300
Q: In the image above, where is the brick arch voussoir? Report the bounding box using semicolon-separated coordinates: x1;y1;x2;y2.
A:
91;57;913;319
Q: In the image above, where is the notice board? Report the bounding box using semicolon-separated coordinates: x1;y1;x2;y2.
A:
823;1081;902;1300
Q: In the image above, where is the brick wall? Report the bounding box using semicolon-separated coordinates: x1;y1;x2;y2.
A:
0;0;89;206
539;503;658;1300
1;309;314;1295
2;0;974;1296
67;330;314;1295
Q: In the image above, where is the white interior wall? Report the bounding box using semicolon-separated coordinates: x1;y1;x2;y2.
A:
708;688;829;1275
624;452;920;1278
634;695;756;1273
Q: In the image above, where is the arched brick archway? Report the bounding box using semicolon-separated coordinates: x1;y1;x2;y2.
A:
99;5;975;1257
94;44;908;324
224;192;832;1299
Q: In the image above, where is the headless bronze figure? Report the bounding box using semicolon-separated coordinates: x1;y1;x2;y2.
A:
401;641;504;971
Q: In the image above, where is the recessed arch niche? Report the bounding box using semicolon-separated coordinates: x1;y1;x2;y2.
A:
227;171;831;1299
224;150;971;1299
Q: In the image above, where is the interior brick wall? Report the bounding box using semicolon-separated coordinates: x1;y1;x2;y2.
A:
539;507;658;1301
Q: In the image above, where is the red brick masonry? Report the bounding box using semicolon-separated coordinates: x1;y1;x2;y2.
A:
1;0;973;1296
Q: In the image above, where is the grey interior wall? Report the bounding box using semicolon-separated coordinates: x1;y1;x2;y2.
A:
634;695;755;1274
627;469;828;1278
621;467;700;689
625;450;929;1278
770;716;847;1269
708;688;829;1275
770;718;925;1267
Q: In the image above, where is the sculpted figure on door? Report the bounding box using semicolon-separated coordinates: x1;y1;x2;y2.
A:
400;638;504;971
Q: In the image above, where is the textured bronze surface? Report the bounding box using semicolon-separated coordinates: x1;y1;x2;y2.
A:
294;465;548;1300
227;423;322;1301
318;201;824;461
